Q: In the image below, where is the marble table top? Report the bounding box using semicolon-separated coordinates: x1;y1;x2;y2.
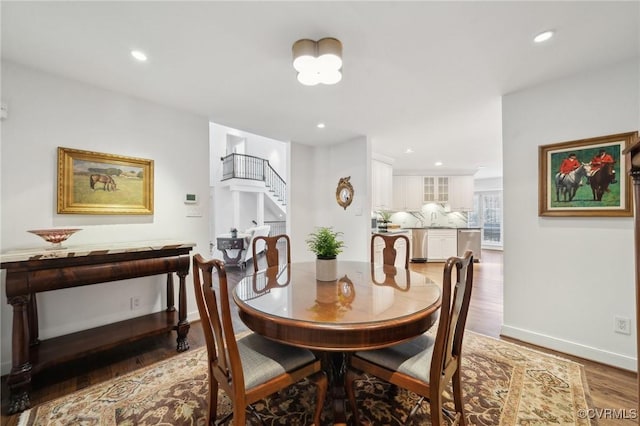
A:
0;240;196;264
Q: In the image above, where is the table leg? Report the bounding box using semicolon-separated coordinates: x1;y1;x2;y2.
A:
28;292;40;346
319;351;349;425
7;295;32;414
175;270;190;352
166;273;175;312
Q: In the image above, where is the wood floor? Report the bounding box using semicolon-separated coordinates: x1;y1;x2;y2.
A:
2;250;637;425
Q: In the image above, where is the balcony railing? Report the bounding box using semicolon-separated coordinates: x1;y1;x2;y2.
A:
221;153;286;206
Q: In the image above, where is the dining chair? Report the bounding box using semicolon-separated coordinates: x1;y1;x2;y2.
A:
252;234;291;272
346;250;474;426
192;254;327;426
371;233;410;269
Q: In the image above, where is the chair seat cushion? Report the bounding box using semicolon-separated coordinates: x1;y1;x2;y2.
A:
238;333;317;389
354;333;435;382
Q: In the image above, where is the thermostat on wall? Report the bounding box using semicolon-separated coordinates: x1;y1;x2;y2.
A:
184;193;198;204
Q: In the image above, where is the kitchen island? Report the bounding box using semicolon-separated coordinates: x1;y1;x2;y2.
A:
385;227;481;263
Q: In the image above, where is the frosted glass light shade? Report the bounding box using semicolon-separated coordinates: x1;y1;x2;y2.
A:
297;71;320;86
292;39;317;72
317;37;343;71
319;69;342;85
292;37;343;85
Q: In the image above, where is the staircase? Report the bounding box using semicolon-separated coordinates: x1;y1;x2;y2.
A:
221;153;287;215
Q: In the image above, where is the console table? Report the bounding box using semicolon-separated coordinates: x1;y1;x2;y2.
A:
216;234;248;267
1;240;195;414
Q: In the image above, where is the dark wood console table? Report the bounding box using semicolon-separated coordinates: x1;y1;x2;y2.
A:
216;235;247;267
1;240;195;414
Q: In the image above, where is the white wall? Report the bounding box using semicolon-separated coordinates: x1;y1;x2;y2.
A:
0;62;210;374
502;59;639;370
289;137;371;262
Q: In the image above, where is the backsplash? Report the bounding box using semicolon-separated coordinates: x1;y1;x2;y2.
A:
376;204;468;228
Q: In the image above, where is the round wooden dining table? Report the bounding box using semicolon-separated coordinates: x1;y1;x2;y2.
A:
233;260;442;352
233;260;442;425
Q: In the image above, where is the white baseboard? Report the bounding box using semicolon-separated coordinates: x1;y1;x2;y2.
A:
501;324;637;372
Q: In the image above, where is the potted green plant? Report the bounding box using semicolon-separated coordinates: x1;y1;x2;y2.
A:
306;227;345;281
377;210;392;229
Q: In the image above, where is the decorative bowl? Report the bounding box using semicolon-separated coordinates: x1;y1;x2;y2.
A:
27;228;82;249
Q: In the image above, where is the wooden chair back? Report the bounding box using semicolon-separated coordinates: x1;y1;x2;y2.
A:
193;253;328;425
347;250;474;426
252;234;291;272
431;250;474;400
192;254;244;424
371;233;410;269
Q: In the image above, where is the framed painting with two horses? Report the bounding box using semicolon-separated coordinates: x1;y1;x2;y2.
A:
57;147;154;214
538;132;636;217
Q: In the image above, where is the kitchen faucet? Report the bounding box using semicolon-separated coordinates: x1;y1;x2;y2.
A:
430;212;437;225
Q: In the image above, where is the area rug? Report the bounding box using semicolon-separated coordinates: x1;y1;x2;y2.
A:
18;331;595;425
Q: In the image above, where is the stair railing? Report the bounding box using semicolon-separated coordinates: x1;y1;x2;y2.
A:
221;153;286;206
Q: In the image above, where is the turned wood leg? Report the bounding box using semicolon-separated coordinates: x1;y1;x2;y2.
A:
28;292;40;346
166;273;175;312
175;270;190;352
318;351;348;425
7;295;32;414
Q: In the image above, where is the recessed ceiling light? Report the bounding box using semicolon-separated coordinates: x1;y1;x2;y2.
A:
404;148;414;154
317;123;326;129
533;30;554;43
435;161;443;166
131;50;148;62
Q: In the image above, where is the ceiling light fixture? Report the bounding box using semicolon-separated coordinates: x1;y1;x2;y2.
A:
405;148;414;154
317;123;326;129
131;50;148;61
435;161;443;166
292;37;342;86
533;30;554;43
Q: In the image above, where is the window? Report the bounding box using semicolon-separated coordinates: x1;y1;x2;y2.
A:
468;191;503;247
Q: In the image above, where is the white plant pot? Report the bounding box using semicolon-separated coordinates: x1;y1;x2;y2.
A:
316;257;338;282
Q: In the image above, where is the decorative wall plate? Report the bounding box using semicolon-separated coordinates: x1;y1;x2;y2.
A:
336;176;354;210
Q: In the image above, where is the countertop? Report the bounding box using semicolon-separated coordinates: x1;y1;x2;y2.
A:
0;240;196;263
378;227;481;230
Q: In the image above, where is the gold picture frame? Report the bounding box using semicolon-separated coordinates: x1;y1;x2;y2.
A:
57;147;154;215
336;176;354;210
538;132;636;217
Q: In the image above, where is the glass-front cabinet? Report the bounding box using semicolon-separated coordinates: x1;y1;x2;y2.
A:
423;176;449;203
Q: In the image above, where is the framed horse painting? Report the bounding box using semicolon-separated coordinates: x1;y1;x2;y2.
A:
538;132;636;217
57;147;154;214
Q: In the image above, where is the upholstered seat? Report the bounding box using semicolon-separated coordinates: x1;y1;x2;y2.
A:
236;333;317;389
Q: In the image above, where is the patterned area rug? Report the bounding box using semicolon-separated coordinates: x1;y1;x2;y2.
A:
18;331;594;425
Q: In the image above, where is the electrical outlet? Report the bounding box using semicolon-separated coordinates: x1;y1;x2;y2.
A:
614;316;631;335
130;296;141;310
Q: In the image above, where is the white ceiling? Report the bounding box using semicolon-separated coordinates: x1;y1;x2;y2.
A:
2;1;638;179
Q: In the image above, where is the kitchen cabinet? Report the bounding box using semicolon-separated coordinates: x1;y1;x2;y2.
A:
427;229;457;261
448;176;474;211
423;176;449;203
372;231;410;267
393;175;423;210
372;159;393;210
